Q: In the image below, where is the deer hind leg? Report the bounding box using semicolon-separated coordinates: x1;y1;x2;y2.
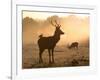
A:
39;49;44;63
48;49;52;64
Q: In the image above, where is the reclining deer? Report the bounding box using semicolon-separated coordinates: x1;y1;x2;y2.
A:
38;20;64;64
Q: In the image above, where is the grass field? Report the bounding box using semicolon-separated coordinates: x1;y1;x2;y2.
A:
22;44;89;69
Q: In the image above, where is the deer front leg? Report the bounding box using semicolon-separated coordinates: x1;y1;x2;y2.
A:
48;49;51;64
51;48;54;63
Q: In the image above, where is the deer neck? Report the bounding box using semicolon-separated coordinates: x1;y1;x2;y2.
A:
53;33;60;43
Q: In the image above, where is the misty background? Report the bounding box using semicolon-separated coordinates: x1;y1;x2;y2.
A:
22;12;89;47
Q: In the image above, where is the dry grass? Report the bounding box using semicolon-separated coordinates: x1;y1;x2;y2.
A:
22;44;89;69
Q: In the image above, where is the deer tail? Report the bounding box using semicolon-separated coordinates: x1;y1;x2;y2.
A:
39;34;43;38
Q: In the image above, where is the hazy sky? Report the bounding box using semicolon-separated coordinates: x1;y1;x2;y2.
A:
23;11;89;20
22;11;89;46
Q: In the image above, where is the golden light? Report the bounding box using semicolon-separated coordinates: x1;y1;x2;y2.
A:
22;11;89;46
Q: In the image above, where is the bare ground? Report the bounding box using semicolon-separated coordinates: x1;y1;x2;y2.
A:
22;44;89;69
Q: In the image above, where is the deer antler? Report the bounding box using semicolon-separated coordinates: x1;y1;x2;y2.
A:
55;20;59;26
55;20;61;27
50;19;61;27
50;20;56;27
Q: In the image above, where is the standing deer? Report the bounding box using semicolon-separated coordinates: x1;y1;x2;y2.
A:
38;20;64;63
68;42;78;49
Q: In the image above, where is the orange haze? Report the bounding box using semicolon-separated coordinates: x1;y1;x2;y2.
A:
22;11;89;46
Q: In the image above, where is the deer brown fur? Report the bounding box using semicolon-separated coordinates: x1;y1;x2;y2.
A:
68;42;78;49
38;20;64;63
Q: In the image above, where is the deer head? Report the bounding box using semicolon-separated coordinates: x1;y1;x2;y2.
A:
50;20;64;35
